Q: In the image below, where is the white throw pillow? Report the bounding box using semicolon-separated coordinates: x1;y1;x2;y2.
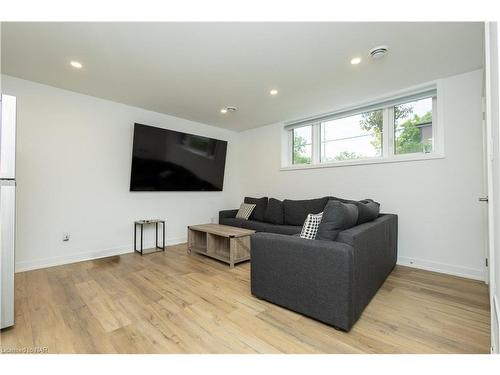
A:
300;212;324;239
236;203;256;220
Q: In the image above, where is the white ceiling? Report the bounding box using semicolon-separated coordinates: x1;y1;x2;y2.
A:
1;22;483;131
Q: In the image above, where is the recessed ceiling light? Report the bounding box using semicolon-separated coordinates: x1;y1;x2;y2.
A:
220;108;228;114
70;61;83;69
350;57;362;65
270;89;279;96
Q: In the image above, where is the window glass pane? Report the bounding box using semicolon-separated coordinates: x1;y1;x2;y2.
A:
320;110;383;162
394;97;433;154
292;125;312;164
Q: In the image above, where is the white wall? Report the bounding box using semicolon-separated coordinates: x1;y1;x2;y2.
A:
237;69;486;280
1;75;242;272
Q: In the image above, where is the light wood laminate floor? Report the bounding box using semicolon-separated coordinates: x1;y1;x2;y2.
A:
0;244;491;353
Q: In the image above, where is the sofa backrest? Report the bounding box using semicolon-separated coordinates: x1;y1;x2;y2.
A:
241;195;381;226
283;197;329;226
244;196;268;221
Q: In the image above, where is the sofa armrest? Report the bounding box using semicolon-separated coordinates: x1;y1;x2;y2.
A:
336;214;398;247
251;232;355;330
219;209;238;222
336;214;398;321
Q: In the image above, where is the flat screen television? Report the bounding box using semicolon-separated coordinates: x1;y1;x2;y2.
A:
130;123;228;191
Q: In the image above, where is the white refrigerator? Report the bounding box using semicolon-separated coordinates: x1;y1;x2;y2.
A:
0;94;16;329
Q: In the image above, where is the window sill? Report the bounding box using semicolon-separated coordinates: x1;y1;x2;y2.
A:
280;153;445;171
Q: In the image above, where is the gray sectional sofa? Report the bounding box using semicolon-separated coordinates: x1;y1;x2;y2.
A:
219;196;398;331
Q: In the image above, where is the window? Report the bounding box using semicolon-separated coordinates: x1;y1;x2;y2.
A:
320;110;383;162
292;125;312;164
285;88;440;167
394;97;433;154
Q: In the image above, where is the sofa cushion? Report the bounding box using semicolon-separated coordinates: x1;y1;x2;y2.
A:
316;201;358;241
270;224;302;235
328;196;380;225
219;217;245;228
283;197;329;226
241;220;274;232
244;197;268;221
264;198;284;225
241;220;301;235
356;199;380;224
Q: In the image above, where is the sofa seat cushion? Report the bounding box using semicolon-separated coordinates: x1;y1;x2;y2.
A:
240;220;301;235
219;217;245;228
244;197;268;221
283;197;329;226
316;201;358;241
271;224;303;235
240;220;274;232
264;198;284;225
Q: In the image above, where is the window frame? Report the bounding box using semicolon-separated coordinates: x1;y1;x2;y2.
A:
282;82;445;170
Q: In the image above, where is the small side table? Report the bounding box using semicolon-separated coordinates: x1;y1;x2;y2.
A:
134;220;166;255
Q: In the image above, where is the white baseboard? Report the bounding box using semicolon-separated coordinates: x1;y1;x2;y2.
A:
397;256;485;281
15;236;187;273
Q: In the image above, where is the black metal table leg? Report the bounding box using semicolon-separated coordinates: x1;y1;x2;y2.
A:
140;224;143;255
155;222;158;249
163;221;166;251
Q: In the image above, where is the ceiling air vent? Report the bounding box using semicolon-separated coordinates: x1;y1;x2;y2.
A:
370;46;388;60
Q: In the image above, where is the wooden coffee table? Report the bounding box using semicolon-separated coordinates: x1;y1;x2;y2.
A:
187;224;255;268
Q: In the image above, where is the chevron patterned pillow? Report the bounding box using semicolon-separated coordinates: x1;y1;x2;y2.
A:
236;203;256;220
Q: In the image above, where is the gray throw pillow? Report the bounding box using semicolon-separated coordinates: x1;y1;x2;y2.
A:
328;196;380;224
356;199;380;224
315;200;359;241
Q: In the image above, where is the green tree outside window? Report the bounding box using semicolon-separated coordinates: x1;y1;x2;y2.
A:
292;133;311;164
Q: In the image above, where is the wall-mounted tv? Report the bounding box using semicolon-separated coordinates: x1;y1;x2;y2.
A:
130;123;228;191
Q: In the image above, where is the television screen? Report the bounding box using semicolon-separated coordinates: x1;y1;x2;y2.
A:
130;123;228;191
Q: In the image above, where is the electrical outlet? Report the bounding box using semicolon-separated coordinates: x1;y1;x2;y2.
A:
62;233;70;242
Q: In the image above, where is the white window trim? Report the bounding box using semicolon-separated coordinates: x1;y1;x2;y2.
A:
282;79;446;170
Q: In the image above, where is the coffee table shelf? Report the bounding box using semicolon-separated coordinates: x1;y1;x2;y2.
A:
187;224;255;268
